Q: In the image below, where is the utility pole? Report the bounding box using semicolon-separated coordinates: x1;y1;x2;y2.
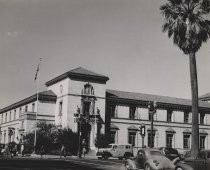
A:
148;101;157;148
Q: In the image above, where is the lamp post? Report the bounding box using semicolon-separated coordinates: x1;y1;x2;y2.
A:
148;101;157;148
74;106;83;158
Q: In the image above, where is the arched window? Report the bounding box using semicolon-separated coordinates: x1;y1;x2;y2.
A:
83;83;94;95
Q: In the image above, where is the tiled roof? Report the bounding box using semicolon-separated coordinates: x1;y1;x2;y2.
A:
106;89;210;109
46;67;109;86
70;67;108;78
0;90;57;113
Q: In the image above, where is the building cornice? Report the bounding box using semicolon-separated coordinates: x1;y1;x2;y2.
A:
106;93;210;113
0;91;57;114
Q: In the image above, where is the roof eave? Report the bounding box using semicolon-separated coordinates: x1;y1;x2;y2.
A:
0;93;57;114
46;72;109;87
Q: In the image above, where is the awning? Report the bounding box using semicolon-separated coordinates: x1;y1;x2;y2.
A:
183;129;191;134
166;127;176;133
128;125;139;131
200;129;208;135
110;124;119;130
147;127;157;131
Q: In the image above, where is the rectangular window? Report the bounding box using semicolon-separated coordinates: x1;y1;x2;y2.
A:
128;131;136;146
183;134;190;149
19;107;22;114
110;105;116;118
14;110;16;120
83;102;90;116
167;110;172;122
32;103;35;112
25;105;28;112
149;112;153;121
129;107;136;119
9;111;11;121
200;136;206;149
166;133;173;148
184;112;189;123
110;131;116;143
5;113;7;122
21;121;24;130
59;101;63;116
200;113;205;125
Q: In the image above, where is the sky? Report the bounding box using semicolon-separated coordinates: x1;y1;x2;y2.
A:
0;0;210;108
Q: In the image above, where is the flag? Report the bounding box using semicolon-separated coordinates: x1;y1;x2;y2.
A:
34;58;41;81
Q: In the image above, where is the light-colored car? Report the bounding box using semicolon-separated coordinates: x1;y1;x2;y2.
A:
125;148;175;170
96;143;133;160
175;150;210;170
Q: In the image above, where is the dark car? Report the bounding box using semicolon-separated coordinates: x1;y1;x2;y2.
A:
175;150;210;170
159;147;180;161
125;148;175;170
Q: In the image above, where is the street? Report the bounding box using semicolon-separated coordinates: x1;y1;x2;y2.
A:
0;156;125;170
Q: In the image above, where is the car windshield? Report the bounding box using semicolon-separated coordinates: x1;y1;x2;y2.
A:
150;151;162;156
166;148;178;154
107;145;112;148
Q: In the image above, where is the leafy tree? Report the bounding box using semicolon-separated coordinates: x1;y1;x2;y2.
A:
24;121;57;154
95;133;107;149
24;122;79;155
56;128;79;155
160;0;210;157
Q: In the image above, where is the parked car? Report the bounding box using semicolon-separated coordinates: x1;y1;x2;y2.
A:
96;143;133;160
175;150;210;170
159;147;180;161
125;148;175;170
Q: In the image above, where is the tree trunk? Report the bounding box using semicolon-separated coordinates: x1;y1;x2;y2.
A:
189;52;199;158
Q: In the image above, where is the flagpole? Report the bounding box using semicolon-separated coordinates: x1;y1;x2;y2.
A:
34;58;41;153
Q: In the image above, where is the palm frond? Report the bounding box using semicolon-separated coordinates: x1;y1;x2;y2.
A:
160;0;210;54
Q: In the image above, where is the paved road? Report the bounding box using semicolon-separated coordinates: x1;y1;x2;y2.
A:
0;157;125;170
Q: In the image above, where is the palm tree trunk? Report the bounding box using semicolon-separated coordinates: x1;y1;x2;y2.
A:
189;52;199;158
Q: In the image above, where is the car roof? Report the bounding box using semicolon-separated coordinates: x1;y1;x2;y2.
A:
109;143;132;146
139;148;161;152
200;150;210;153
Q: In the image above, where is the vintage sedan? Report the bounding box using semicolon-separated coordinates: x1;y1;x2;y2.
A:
159;147;180;161
175;150;210;170
125;148;175;170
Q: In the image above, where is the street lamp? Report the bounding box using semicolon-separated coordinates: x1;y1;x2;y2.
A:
148;101;157;148
74;106;83;158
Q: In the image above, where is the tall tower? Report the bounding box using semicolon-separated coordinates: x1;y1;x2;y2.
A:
45;67;109;149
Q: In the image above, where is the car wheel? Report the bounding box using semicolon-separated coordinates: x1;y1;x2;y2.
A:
125;163;130;170
103;154;108;160
124;152;132;159
176;167;183;170
144;164;150;170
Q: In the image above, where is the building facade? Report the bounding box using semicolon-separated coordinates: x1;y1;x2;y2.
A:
1;67;210;154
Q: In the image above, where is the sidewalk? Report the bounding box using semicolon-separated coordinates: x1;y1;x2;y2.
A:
18;153;97;160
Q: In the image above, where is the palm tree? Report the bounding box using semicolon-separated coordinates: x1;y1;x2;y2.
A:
160;0;210;158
